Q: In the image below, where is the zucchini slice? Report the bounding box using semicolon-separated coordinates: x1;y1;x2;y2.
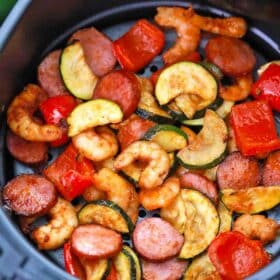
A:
60;41;98;100
177;110;228;169
155;62;217;119
182;118;204;127
179;189;220;259
123;246;141;280
82;259;111;280
78;200;134;234
221;186;280;214
121;153;176;187
160;191;187;234
218;201;232;233
114;247;137;280
200;61;224;80
67;99;123;136
161;101;187;122
142;124;188;152
183;253;219;280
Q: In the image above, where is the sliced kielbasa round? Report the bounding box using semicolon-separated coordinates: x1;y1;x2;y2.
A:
71;224;122;260
205;36;256;77
180;172;218;204
142;258;187;280
6;130;48;165
70;27;116;77
2;174;57;217
132;217;184;262
93;70;141;119
217;151;261;190
37;50;69;97
262;150;280;186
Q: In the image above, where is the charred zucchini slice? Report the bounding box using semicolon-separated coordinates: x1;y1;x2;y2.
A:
179;189;220;259
123;246;141;280
78;200;134;234
114;247;137;280
67;99;123;136
143;124;188;152
155;62;217;119
60;41;98;100
218;201;232;233
82;259;111;280
221;186;280;214
161;101;187;122
177;110;228;169
183;253;219;280
200;61;224;80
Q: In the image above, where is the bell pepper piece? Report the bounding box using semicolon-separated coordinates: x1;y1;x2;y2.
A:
208;231;270;280
113;19;165;72
44;143;94;201
39;95;77;147
251;63;280;112
64;242;86;279
106;264;118;280
230;100;280;156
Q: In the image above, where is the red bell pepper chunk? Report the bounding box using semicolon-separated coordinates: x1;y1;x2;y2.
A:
39;95;77;147
113;19;165;72
208;231;270;280
251;63;280;112
230;100;280;156
44;143;94;201
64;242;86;279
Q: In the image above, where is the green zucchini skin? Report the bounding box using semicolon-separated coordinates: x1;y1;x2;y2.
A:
114;247;137;280
161;103;187;122
123;246;142;280
78;200;134;234
200;61;224;81
135;108;175;124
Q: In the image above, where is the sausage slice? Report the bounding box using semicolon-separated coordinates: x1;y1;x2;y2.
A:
142;258;187;280
70;27;116;77
6;130;48;165
38;50;69;97
262;151;280;186
93;70;141;119
205;36;256;77
132;218;184;261
217;152;261;190
2;174;57;217
71;224;122;260
180;172;218;204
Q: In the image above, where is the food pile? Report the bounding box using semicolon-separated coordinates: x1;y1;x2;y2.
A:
2;5;280;280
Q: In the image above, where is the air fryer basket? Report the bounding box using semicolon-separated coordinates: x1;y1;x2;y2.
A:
0;1;280;279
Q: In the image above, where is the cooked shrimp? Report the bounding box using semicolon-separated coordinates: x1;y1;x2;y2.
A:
114;141;170;189
94;157;116;171
219;74;253;101
190;13;247;38
127;185;140;224
82;186;106;202
93;168;132;211
72;126;118;162
155;7;200;65
31;198;78;250
233;214;279;244
7;84;62;142
139;177;180;211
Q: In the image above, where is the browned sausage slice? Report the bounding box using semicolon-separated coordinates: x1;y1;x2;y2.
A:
70;27;116;77
217;151;261;190
132;218;184;261
93;70;141;119
37;50;69;97
71;224;122;260
180;172;218;204
142;258;187;280
2;174;57;217
205;36;256;77
262;151;280;186
6;130;48;165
